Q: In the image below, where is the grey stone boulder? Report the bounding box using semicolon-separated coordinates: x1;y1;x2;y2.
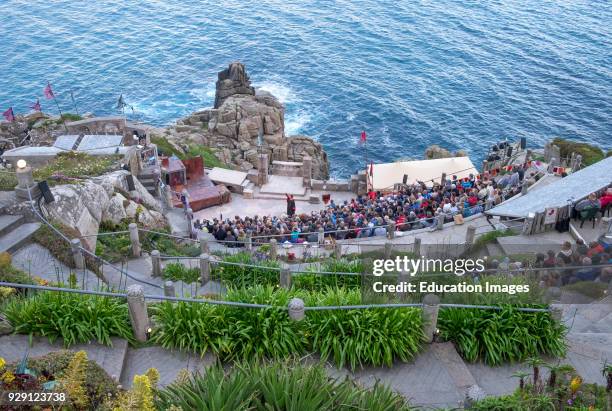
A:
0;314;14;336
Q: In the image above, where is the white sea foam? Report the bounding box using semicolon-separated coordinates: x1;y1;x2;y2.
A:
255;81;295;104
285;111;311;136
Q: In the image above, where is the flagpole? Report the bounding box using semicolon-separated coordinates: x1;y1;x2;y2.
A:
70;91;80;116
48;81;68;132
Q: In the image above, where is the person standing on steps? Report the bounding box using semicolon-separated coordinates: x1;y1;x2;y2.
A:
286;194;296;217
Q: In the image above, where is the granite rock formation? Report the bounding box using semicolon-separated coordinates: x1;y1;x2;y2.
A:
44;171;165;250
163;62;329;179
425;144;468;160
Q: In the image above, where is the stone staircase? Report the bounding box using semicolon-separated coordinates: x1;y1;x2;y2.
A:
555;295;612;385
0;214;41;254
137;165;160;195
253;188;313;202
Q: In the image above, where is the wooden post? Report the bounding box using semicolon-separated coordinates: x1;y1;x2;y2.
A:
269;238;278;260
70;238;85;270
521;180;529;195
334;242;342;259
397;269;409;301
318;227;325;245
384;242;393;259
422;294;440;343
198;232;209;254
128;223;141;257
199;253;210;285
465;225;476;245
280;267;291;289
246;232;253;252
163;281;175;297
436;213;445;231
151;250;161;277
440;172;446;186
127;285;149;343
387;221;396;239
413;237;421;257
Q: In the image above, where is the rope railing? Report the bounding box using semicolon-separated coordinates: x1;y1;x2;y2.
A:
0;281;553;313
25;185;163;290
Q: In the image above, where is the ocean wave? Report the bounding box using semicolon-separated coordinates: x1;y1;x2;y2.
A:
254;81;297;104
285;110;312;136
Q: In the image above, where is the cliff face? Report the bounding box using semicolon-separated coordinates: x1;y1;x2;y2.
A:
164;62;329;179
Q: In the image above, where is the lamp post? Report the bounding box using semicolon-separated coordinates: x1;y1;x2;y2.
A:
14;159;41;201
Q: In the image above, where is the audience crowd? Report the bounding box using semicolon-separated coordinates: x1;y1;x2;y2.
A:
194;167;542;245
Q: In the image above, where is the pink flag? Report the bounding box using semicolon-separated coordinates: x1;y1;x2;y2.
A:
360;130;367;144
30;99;41;111
2;107;15;122
44;83;55;99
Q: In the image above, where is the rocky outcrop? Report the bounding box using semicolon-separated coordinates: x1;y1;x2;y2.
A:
425;145;468;160
164;62;330;180
214;62;255;108
44;170;165;250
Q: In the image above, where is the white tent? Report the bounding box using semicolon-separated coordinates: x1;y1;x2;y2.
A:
370;157;478;190
487;156;612;218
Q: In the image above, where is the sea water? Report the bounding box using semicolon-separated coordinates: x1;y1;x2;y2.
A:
1;0;610;177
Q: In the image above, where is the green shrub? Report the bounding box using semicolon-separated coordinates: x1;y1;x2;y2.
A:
223;286;307;360
151;134;228;169
471;229;515;252
468;363;608;410
213;253;281;288
186;145;228;169
4;291;133;346
552;138;607;167
162;262;200;283
294;258;363;290
156;361;412;411
21;350;118;409
150;285;305;361
438;306;566;365
0;260;32;285
150;135;185;158
96;219;200;262
0;172;18;191
33;221;100;274
306;288;424;370
151;286;423;368
33;151;120;186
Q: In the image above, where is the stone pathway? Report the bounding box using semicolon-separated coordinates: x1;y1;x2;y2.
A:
101;254;224;297
0;299;609;409
11;243;100;290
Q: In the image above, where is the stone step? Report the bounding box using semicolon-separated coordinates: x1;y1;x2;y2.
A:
0;214;24;237
485;242;504;257
120;346;215;388
0;222;41;254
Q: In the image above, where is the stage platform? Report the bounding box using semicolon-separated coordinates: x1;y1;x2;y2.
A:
260;175;306;196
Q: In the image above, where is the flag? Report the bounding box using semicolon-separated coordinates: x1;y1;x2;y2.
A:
116;94;127;110
30;99;41;112
44;83;55;99
360;130;367;144
2;107;15;122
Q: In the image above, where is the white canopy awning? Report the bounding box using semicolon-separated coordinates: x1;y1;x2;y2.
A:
370;157;478;190
487;156;612;218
